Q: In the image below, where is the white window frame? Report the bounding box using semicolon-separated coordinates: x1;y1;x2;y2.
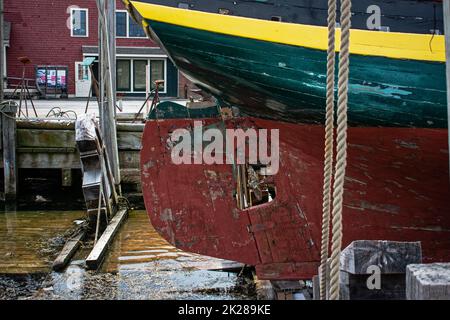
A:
116;10;129;39
117;58;167;94
115;10;146;39
71;8;89;38
82;53;168;94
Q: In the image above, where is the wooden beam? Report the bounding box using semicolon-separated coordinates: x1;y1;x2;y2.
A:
52;229;87;271
444;0;450;172
85;208;128;270
2;103;17;200
17;129;76;148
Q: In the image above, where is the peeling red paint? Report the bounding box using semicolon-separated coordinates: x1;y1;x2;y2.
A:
141;117;450;280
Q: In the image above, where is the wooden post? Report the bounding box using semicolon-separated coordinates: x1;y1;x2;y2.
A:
2;103;17;201
406;263;450;300
445;0;450;172
97;0;121;191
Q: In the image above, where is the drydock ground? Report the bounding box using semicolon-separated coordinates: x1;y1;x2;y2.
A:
0;209;256;300
0;100;258;301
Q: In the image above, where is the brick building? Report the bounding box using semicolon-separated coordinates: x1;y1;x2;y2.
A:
3;0;192;98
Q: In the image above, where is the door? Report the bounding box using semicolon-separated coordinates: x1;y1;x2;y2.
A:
75;62;91;97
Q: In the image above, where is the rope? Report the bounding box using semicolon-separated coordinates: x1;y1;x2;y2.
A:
319;0;337;300
329;0;352;300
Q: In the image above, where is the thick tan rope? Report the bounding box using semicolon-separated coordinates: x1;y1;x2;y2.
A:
329;0;352;300
319;0;337;300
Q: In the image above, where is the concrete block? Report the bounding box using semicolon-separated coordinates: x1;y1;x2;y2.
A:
406;263;450;300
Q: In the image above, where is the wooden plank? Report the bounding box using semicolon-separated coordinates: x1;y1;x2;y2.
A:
17;129;76;148
116;113;144;122
117;131;142;150
86;208;128;270
16;153;81;169
17;147;77;153
117;123;145;132
118;151;140;168
120;168;141;184
52;230;86;271
1;150;139;170
16;119;76;130
2;104;17;200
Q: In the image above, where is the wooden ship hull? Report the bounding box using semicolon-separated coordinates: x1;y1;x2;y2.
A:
125;1;450;279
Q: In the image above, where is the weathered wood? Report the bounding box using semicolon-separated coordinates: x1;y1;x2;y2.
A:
61;168;72;187
1;150;140;170
17;129;76;148
339;240;422;300
253;272;276;300
2;103;17;200
117;131;142;150
17;147;77;154
341;240;422;274
52;229;86;271
117;123;145;132
86;208;128;270
16;119;75;130
407;263;450;300
116;113;144;122
16;153;81;169
120;168;141;185
98;0;120;187
118;151;140;168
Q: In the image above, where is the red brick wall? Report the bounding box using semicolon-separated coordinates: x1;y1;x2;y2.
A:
4;0;159;95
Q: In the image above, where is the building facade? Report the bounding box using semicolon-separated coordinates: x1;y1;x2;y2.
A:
4;0;191;98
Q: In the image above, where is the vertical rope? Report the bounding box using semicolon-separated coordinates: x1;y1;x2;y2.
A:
320;0;337;300
329;0;352;300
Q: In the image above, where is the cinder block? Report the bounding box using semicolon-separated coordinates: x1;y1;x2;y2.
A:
406;263;450;300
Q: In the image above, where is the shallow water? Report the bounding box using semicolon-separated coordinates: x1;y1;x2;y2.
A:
0;210;255;300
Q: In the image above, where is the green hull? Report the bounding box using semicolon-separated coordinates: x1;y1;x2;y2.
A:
146;19;447;128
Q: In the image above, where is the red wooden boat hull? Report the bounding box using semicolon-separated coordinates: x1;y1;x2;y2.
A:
140;117;450;280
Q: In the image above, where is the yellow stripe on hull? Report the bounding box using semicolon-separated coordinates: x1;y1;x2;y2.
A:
129;1;446;62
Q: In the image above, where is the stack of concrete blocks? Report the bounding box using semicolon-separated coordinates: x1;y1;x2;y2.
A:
406;263;450;300
313;240;422;300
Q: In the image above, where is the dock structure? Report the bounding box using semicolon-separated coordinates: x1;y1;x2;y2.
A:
0;117;144;201
1;102;17;200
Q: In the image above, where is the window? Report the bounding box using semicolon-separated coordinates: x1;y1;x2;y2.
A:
134;60;148;91
71;9;88;37
116;59;166;93
129;16;146;38
117;60;131;91
116;11;128;37
116;11;147;38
